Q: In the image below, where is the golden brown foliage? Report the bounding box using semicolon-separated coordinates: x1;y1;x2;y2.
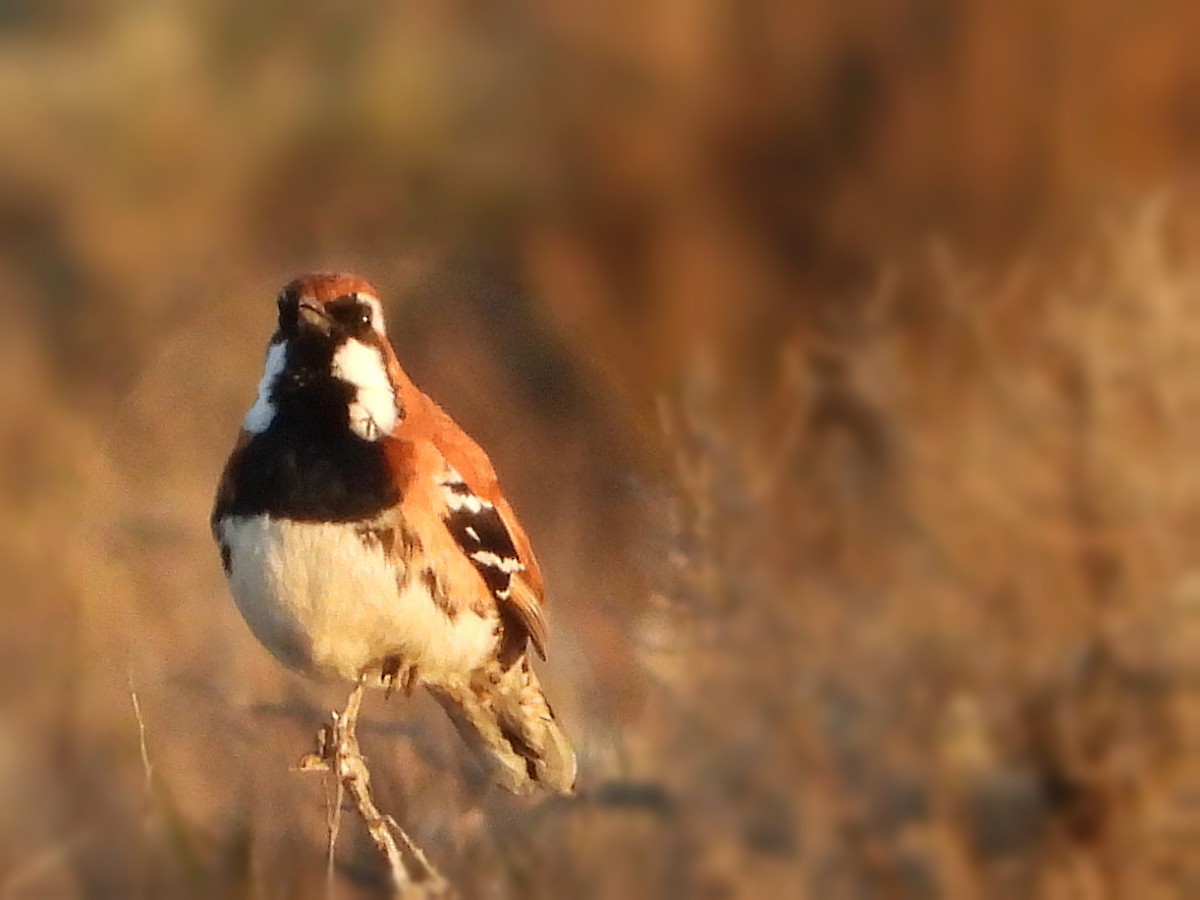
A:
1;3;1199;898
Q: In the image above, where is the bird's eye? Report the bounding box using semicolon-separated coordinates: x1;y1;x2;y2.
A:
328;298;375;333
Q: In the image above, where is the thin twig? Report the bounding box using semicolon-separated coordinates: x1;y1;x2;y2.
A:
385;815;442;880
298;682;452;898
323;743;343;900
128;674;160;899
128;676;154;791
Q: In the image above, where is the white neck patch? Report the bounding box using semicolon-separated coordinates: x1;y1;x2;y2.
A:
243;340;287;434
332;338;397;441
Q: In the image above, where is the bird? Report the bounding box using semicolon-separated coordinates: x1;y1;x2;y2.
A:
211;272;577;795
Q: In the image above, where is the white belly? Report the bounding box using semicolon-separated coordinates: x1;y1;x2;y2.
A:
217;514;499;685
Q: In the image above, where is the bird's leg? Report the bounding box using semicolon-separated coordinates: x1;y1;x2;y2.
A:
296;679;452;897
401;663;419;697
381;656;402;699
380;657;419;700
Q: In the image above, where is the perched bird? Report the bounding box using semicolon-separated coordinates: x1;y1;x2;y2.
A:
211;273;576;795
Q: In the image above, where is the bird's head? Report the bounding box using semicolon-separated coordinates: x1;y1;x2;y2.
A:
276;272;387;344
244;272;403;441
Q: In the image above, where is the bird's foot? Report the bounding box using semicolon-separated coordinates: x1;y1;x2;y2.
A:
381;656;419;699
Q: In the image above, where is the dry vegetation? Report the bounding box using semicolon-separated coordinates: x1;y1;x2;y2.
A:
1;3;1199;898
642;206;1200;899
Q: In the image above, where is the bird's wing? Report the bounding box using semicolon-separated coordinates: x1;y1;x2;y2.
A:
419;396;546;596
385;391;550;661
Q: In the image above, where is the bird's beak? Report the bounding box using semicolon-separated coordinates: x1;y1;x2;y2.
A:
298;301;331;335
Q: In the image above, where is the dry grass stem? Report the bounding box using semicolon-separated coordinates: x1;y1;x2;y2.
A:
298;682;452;899
128;678;154;792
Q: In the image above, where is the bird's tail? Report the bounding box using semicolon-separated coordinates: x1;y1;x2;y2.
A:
427;655;577;795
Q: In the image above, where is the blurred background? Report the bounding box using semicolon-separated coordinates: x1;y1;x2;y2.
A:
1;2;1199;897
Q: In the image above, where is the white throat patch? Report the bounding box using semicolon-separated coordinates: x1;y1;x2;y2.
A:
243;340;287;434
332;339;397;441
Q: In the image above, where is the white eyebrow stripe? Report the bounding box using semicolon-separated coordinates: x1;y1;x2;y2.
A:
355;293;386;335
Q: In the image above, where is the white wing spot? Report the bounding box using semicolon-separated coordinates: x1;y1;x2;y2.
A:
469;550;525;573
438;468;496;513
444;490;492;514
